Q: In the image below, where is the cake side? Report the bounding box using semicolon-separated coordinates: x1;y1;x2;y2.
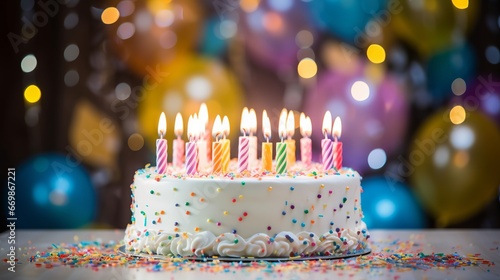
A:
125;166;369;257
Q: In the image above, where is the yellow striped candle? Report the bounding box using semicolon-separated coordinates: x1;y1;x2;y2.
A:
285;110;296;166
211;115;222;174
221;116;231;174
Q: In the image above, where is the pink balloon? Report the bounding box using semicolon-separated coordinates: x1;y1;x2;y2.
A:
239;0;316;72
304;65;409;173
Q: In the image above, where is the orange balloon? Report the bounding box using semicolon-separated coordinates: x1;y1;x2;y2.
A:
137;55;244;151
105;0;203;76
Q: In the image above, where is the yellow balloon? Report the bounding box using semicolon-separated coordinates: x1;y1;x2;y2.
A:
391;0;478;57
105;0;203;77
410;109;500;226
137;55;244;150
69;100;121;171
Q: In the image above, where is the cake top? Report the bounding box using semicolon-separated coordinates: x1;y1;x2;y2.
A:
135;160;360;182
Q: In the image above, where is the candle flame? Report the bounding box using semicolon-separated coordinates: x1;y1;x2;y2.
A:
300;114;312;137
212;115;222;140
333;116;342;139
279;108;287;139
249;108;257;134
322;111;332;137
262;110;271;140
198;102;209;126
222;116;230;138
158;112;167;138
240;107;250;135
187;115;194;140
174;112;183;137
286;110;295;137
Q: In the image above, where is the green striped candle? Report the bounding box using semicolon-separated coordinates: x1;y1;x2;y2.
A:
276;141;287;174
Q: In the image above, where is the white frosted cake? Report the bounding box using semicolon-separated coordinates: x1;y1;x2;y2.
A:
124;162;369;258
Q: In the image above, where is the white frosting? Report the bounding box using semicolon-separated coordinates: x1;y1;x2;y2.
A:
124;165;369;257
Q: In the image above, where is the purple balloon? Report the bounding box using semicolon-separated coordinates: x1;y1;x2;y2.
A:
240;0;316;72
304;64;408;173
450;74;500;125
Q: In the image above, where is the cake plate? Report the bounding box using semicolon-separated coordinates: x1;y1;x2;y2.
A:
118;246;371;262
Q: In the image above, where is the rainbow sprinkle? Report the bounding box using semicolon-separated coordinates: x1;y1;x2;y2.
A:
15;238;495;274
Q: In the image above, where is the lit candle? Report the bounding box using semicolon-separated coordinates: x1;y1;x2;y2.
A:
332;116;343;171
285;109;296;166
248;108;258;168
221;116;231;174
299;113;312;167
156;112;168;174
211;115;223;174
276;109;288;174
238;108;250;173
185;115;198;175
172;112;184;169
321;111;333;171
261;110;273;172
199;103;211;161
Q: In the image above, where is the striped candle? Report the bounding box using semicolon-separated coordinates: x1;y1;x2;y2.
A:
221;139;230;174
172;113;184;169
238;136;249;173
261;110;273;172
285;110;296;166
276;109;288;174
220;116;231;173
212;141;222;173
321;138;333;171
300;114;312;166
321;111;333;171
156;139;167;174
156;112;168;174
276;142;287;174
185;142;198;175
332;116;343;171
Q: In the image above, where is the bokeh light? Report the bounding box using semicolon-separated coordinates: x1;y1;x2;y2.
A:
24;85;41;104
350;81;370;102
64;70;79;87
295;30;314;49
64;44;80;62
452;0;469;10
240;0;259;13
101;7;120;25
21;54;37;73
450;125;475;149
367;148;387;170
366;44;386;64
128;133;144;151
449;105;466;125
485;45;500;64
451;78;466;96
117;22;135;39
297;58;317;79
64;12;79;30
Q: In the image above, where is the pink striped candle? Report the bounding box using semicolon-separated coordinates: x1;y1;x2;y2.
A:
299;113;312;166
185;115;198;175
321;111;333;171
156;112;168;174
238;108;250;173
332;116;343;171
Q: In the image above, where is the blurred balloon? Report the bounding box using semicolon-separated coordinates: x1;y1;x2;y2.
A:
137;55;244;146
240;0;316;71
391;0;478;57
410;109;500;227
69;100;121;171
361;176;426;229
426;43;476;102
15;153;96;228
106;0;203;76
304;63;408;173
199;16;229;57
450;74;500;125
307;0;387;45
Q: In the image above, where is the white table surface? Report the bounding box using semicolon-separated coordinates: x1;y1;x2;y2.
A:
0;229;498;280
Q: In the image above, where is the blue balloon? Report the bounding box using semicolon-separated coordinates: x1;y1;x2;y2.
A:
361;176;426;229
307;0;387;45
14;153;96;228
426;43;476;102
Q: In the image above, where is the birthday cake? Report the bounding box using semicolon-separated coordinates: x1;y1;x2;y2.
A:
124;162;369;258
